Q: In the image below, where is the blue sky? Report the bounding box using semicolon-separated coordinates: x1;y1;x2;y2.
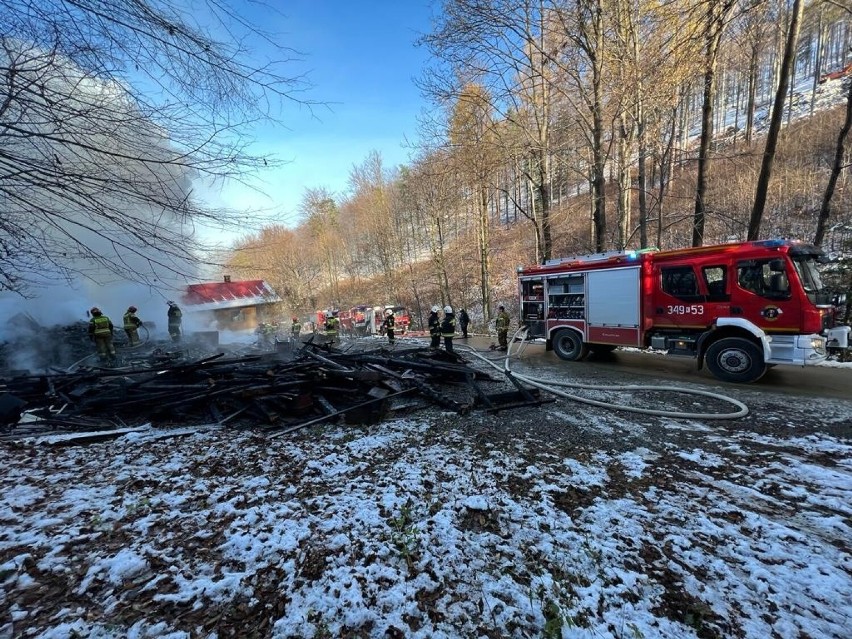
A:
199;0;436;236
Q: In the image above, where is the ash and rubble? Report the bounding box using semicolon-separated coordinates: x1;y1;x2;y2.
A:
0;313;96;376
0;317;545;441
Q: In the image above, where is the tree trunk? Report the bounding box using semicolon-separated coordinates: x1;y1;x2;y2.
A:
746;51;758;144
657;105;678;248
536;150;553;261
748;0;805;241
733;72;741;146
637;97;648;248
811;9;824;118
478;183;492;318
431;214;451;305
693;65;717;246
617;111;632;249
813;77;852;247
592;94;607;251
693;1;733;247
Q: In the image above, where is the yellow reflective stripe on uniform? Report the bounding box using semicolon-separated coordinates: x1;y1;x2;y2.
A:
92;316;111;336
441;317;456;336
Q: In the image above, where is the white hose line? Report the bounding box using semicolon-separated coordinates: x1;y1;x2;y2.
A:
457;328;749;420
66;352;99;373
508;371;749;420
120;325;151;350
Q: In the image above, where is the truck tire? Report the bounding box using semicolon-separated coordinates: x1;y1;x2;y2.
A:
552;329;589;361
705;337;766;383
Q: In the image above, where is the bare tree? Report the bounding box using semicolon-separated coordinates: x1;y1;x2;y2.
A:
419;0;560;261
691;0;738;247
227;225;323;315
748;0;805;240
1;0;309;295
399;151;457;306
552;0;609;252
734;1;774;145
814;0;852;247
302;189;343;308
449;83;496;318
346;152;403;294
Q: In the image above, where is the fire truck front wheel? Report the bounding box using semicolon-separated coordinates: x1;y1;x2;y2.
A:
552;329;589;362
705;337;766;383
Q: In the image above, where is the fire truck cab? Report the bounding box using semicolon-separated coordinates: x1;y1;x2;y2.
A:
518;239;849;383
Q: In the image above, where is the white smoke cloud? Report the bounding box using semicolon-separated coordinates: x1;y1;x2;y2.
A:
0;44;207;345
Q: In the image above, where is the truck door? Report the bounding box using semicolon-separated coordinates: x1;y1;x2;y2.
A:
654;264;709;328
732;258;801;332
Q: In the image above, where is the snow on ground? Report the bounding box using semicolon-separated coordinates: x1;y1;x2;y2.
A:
1;379;850;639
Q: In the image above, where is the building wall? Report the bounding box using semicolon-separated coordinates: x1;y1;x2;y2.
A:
212;305;259;332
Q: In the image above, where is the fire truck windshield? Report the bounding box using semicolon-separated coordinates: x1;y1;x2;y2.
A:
791;255;826;298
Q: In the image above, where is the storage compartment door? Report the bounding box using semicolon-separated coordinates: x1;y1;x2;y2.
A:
587;268;641;340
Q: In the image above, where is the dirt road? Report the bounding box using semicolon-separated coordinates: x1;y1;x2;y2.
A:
454;335;852;400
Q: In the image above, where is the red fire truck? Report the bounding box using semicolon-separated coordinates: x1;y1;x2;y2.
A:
318;305;411;337
383;305;411;334
517;239;849;383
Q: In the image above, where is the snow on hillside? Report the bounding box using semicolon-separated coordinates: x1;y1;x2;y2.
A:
714;73;850;143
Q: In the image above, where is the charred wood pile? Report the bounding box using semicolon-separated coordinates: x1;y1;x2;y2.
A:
0;338;546;441
0;315;97;376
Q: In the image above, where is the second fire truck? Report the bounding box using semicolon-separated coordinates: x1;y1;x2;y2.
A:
517;239;849;383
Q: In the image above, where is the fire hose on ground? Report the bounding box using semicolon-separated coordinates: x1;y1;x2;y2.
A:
457;327;749;420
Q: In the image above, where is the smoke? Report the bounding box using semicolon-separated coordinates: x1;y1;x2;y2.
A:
0;44;209;350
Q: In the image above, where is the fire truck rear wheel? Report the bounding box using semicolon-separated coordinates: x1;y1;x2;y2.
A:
552;329;589;361
705;337;766;383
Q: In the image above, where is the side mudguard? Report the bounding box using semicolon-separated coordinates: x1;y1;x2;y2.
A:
696;318;771;369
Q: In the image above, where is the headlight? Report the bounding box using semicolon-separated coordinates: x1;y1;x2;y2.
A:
811;336;826;355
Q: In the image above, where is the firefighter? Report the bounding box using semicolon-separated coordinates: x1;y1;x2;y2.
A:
458;308;470;338
256;322;275;348
266;322;278;345
495;305;511;351
166;301;182;342
428;305;441;349
382;308;396;345
291;316;302;339
88;307;116;365
324;310;340;344
122;305;143;346
440;305;456;353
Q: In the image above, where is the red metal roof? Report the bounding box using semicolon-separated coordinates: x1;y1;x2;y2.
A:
182;280;278;306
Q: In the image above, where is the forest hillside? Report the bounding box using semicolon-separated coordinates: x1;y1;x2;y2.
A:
227;82;851;332
225;1;852;332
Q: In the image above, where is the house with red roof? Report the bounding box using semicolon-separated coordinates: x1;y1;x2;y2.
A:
182;276;282;332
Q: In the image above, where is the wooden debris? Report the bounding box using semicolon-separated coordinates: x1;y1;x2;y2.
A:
0;340;546;440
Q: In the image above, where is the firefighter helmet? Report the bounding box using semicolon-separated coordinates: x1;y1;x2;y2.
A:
385;308;393;315
167;300;176;306
128;306;137;312
332;309;339;316
431;305;440;313
90;307;101;315
444;305;453;314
